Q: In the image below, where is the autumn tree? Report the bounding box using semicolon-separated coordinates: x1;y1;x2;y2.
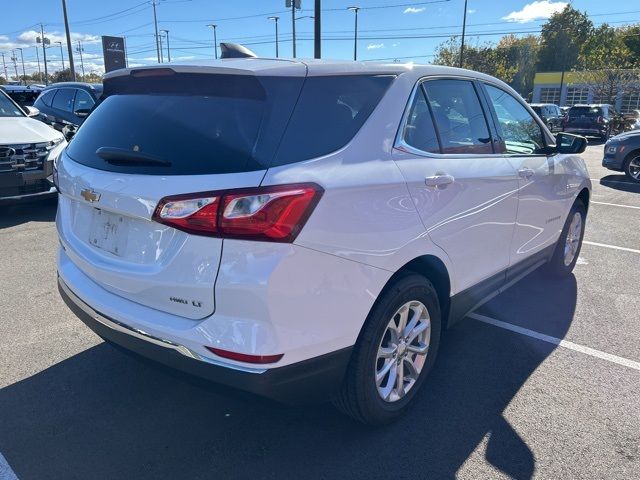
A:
537;5;593;72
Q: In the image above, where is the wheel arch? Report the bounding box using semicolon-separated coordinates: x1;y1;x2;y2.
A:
577;187;590;213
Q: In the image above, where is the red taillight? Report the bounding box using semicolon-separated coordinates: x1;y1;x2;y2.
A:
152;183;323;242
205;346;284;364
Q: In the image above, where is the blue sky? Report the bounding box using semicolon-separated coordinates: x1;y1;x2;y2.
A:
0;0;638;77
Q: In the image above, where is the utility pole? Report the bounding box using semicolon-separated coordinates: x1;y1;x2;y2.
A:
1;53;8;81
207;24;218;59
314;0;321;59
347;6;359;61
123;36;129;67
161;29;170;62
76;41;85;80
291;0;297;58
56;41;66;74
151;0;161;63
39;24;49;85
10;51;19;80
268;17;279;58
158;34;164;63
35;45;42;83
61;0;76;81
459;0;468;68
16;48;26;85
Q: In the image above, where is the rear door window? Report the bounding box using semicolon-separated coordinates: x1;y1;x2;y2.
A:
37;90;55;107
484;84;545;155
52;88;75;112
73;89;94;115
422;79;493;155
402;86;440;153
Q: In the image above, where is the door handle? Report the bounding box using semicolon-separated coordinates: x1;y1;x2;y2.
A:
425;173;455;189
518;167;535;179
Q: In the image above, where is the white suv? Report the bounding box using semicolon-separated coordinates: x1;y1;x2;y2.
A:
57;60;590;424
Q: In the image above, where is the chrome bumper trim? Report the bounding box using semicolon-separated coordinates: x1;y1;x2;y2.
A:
0;186;57;202
58;276;266;374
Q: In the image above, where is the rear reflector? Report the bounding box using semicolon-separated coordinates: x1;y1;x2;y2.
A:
153;183;323;242
205;346;284;364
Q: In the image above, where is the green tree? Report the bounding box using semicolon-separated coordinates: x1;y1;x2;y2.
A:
537;5;593;72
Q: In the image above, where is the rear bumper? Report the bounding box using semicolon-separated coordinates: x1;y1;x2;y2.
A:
58;276;352;404
564;127;606;136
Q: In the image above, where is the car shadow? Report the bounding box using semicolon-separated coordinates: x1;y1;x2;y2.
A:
0;270;577;480
0;198;57;229
599;175;640;193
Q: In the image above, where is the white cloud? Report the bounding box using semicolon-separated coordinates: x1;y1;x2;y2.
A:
467;9;476;14
367;43;384;50
15;30;99;46
502;1;567;23
392;43;400;47
403;7;426;14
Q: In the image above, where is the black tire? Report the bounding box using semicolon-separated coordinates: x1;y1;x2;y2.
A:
623;152;640;183
333;274;442;425
546;199;586;276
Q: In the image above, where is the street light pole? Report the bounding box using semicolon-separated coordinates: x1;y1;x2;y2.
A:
1;53;8;81
268;16;279;58
158;33;164;63
207;24;218;59
152;0;161;63
16;48;26;85
160;30;170;62
347;6;359;61
56;41;66;74
61;0;76;81
459;0;468;68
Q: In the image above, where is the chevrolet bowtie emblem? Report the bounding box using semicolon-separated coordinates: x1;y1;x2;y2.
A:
81;188;101;203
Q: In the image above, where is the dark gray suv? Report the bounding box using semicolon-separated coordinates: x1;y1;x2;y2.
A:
602;130;640;182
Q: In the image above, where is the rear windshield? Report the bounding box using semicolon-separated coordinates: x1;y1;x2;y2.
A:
66;72;394;175
569;106;603;118
530;106;542;115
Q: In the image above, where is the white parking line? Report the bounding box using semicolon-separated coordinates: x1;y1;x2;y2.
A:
583;241;640;254
591;201;640;210
468;313;640;372
0;453;18;480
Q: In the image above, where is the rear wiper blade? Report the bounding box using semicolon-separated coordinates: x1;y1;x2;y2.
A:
96;147;171;166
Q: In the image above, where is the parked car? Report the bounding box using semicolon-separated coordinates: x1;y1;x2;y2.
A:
0;89;65;204
622;110;640;131
56;60;590;425
0;84;44;107
602;130;640;182
530;103;563;132
33;82;103;132
563;104;621;140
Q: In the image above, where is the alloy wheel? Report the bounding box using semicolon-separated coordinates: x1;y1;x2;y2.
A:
375;300;431;402
564;212;583;266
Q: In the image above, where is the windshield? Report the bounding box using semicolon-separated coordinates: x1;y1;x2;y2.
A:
531;106;542;115
0;91;25;117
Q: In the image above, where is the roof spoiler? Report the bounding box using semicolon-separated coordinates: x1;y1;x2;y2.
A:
219;43;257;59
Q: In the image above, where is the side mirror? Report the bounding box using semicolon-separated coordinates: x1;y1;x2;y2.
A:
74;108;90;118
62;124;78;142
24;105;40;117
555;132;587;154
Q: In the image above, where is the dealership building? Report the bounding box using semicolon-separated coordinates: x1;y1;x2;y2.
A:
531;71;640;112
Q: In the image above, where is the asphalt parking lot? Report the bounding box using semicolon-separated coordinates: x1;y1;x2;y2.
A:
0;143;638;480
